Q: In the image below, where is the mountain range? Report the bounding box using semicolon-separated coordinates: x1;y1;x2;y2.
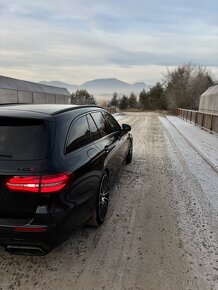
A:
39;78;150;101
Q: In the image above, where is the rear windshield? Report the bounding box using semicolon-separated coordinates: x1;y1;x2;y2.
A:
0;118;48;160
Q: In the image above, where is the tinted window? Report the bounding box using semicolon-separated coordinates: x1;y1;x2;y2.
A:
91;112;111;137
0;118;47;160
103;112;121;134
66;116;92;154
87;114;101;141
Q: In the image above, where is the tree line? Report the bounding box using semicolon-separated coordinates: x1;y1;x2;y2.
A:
110;82;167;110
70;63;214;110
109;64;214;110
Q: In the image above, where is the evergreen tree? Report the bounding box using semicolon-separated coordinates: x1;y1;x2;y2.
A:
129;92;138;109
110;92;119;106
71;90;96;105
147;82;166;109
139;89;150;110
119;95;129;110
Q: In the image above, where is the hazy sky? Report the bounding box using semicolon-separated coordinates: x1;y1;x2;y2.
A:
0;0;218;85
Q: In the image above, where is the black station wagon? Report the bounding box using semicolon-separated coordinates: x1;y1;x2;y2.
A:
0;104;133;255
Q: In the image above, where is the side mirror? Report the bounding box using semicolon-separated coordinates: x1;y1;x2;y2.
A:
122;124;131;132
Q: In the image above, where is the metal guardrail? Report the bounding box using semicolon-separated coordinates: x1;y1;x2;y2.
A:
175;108;218;134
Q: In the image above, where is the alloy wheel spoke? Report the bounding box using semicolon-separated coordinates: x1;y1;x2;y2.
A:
98;174;109;221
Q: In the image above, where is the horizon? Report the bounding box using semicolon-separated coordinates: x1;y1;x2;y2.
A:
0;1;218;84
41;77;151;86
1;74;153;87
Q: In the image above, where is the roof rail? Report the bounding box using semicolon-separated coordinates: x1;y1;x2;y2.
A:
51;105;104;116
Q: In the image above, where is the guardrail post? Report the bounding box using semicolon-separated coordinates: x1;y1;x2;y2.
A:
210;114;213;133
195;112;197;125
201;113;204;128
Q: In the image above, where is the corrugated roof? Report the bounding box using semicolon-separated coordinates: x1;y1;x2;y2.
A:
201;84;218;97
0;75;70;96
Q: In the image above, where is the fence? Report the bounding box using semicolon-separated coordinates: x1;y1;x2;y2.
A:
175;108;218;134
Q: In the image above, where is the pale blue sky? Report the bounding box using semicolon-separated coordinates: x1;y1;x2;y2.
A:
0;0;217;84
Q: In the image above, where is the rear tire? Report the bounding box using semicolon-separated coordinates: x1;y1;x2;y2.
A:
126;147;133;164
88;172;110;226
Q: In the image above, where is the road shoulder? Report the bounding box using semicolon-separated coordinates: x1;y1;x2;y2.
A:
165;115;218;172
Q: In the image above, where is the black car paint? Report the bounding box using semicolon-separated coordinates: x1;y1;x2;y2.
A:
0;105;132;255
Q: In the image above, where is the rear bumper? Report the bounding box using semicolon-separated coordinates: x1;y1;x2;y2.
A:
0;201;93;255
0;224;60;255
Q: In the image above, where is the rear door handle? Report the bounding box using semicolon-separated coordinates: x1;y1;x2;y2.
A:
104;145;110;153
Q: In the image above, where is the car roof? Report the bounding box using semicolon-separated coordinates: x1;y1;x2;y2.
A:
0;104;104;117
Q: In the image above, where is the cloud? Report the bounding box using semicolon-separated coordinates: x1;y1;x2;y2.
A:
0;0;218;83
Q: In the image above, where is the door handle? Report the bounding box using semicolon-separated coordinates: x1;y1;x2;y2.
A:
104;145;110;153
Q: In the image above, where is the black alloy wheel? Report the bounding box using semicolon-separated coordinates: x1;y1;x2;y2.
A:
89;172;110;226
126;147;133;164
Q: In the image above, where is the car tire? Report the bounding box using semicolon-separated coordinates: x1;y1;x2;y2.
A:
126;147;133;164
88;172;110;226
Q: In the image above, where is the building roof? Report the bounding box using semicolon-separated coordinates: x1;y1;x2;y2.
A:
201;83;218;97
0;75;70;96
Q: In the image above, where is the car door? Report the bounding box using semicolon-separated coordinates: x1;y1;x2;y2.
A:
102;111;126;169
63;115;101;222
90;111;121;184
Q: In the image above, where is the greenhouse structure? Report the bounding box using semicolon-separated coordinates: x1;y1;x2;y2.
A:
199;83;218;114
0;75;71;104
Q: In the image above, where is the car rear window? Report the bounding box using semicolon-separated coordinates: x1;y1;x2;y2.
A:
0;118;48;160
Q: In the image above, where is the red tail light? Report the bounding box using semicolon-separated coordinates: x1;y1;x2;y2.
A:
14;227;47;232
5;172;72;194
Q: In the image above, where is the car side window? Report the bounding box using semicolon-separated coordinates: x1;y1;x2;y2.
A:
103;112;121;134
65;115;92;154
87;114;101;141
91;112;111;137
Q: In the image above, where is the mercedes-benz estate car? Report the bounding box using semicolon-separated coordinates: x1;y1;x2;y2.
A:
0;104;133;255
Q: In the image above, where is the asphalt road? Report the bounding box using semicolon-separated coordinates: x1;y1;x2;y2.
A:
0;112;217;290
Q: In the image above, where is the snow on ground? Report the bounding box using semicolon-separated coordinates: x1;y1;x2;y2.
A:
113;113;126;121
166;115;218;171
160;115;218;210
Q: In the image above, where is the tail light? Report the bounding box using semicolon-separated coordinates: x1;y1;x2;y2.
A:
14;227;47;232
5;172;72;194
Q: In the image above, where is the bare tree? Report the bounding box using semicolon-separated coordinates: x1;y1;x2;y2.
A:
163;63;213;109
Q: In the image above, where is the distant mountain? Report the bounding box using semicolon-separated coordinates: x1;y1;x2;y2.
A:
132;82;149;90
39;78;150;102
39;81;79;92
81;78;131;91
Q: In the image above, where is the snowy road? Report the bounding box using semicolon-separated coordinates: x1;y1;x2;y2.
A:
0;112;218;290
